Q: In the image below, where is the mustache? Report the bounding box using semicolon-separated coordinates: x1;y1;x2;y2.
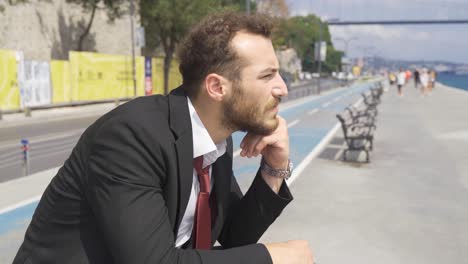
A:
267;97;281;109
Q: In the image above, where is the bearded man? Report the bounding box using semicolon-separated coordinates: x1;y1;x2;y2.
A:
14;12;313;264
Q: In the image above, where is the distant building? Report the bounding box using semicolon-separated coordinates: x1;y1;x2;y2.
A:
276;48;302;76
341;57;352;73
434;64;451;72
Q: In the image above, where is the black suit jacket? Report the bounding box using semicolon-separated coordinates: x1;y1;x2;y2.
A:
14;87;293;264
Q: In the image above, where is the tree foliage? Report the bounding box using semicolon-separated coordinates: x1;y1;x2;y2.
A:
257;0;289;17
140;0;256;94
272;15;343;73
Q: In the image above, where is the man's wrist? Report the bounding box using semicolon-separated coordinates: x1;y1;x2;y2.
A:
262;156;289;170
260;157;293;180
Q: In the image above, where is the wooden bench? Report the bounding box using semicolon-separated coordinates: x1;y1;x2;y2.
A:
335;81;386;162
345;105;377;125
336;113;375;162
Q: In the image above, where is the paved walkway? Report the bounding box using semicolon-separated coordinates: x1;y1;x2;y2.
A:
260;83;468;264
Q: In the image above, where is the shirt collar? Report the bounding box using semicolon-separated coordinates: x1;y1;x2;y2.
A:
187;97;226;168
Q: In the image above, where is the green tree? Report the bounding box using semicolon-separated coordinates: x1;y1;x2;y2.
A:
272;15;343;74
140;0;255;95
323;47;344;73
65;0;125;51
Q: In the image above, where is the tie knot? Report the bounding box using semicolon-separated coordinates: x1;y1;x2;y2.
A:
193;156;210;192
193;156;209;173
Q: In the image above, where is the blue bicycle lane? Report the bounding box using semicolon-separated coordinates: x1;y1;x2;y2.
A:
232;81;377;190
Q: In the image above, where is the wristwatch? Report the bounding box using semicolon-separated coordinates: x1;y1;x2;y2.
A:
260;157;293;179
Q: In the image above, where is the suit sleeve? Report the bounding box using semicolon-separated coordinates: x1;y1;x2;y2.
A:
216;170;293;251
86;116;283;264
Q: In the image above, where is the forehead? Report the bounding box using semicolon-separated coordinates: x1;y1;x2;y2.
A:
231;32;278;71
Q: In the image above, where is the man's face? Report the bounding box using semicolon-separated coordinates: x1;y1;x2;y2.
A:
222;32;288;135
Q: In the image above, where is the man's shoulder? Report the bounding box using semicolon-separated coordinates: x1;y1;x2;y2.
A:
104;95;170;125
84;95;173;143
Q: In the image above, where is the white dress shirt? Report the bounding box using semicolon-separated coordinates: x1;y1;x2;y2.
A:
175;98;227;247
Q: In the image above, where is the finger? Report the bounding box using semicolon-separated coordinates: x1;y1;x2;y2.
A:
249;131;281;157
252;138;270;157
240;132;256;149
240;133;261;157
244;135;263;158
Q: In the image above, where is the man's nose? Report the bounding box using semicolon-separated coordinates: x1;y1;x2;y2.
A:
273;74;288;97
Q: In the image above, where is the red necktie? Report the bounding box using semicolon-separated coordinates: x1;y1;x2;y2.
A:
193;156;211;250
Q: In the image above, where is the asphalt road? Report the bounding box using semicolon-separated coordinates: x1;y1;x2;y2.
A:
0;117;99;182
0;116;100;142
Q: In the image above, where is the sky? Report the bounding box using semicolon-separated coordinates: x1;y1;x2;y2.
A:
288;0;468;64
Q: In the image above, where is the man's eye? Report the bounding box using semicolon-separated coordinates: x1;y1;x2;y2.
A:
262;74;273;79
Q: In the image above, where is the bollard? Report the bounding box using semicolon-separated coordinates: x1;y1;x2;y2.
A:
24;107;32;117
114;98;120;106
21;139;30;176
0;108;2;120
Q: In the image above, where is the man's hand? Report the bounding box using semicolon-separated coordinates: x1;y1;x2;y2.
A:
239;116;289;193
264;240;314;264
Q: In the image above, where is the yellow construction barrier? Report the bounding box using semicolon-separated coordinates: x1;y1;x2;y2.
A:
151;57;164;95
0;49;20;110
151;57;182;95
50;60;71;104
168;59;182;92
69;51;145;101
1;50;183;111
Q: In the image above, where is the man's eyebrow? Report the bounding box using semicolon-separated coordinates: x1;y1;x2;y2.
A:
259;68;278;74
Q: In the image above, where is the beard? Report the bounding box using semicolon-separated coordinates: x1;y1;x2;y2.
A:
222;81;280;135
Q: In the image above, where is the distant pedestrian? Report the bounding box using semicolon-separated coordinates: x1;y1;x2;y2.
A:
413;69;420;89
420;68;430;96
396;68;406;96
389;72;396;86
429;70;437;94
405;70;412;82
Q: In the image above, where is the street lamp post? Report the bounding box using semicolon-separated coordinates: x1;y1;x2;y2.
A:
358;45;375;73
313;18;340;94
246;0;250;15
333;37;358;76
334;37;358;57
317;22;323;94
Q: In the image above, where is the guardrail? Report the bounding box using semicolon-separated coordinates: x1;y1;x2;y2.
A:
285;78;353;102
1;97;133;115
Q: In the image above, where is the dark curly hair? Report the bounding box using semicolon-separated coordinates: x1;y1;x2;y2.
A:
178;12;273;98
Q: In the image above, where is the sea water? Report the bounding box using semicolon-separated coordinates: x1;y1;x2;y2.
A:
437;72;468;92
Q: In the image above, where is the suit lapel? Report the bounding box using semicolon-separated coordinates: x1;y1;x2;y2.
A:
168;88;234;245
210;136;233;243
168;87;194;235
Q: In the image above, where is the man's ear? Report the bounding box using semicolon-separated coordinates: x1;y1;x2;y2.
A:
204;73;228;102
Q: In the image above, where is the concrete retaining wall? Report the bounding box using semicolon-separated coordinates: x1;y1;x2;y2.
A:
0;0;140;61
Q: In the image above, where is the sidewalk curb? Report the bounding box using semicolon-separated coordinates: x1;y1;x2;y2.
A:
0;167;58;215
